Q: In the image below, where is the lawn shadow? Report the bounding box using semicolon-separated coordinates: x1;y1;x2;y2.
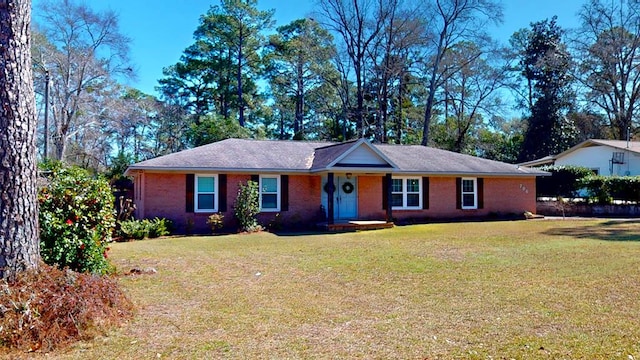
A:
542;220;640;242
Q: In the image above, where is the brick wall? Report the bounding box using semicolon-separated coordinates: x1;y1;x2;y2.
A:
358;176;386;219
357;175;537;221
139;172;538;233
484;177;536;215
140;173;323;233
256;175;322;229
394;176;537;221
143;172;186;224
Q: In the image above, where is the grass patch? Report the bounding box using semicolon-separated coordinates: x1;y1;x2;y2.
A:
12;219;640;359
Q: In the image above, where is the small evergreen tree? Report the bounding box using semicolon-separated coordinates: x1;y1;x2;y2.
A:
233;180;261;232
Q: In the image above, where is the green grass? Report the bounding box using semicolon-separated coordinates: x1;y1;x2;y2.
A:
19;220;640;359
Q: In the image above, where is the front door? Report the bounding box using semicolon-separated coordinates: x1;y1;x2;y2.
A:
334;176;357;219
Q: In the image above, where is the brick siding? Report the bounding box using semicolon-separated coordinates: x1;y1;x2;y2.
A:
138;172;537;233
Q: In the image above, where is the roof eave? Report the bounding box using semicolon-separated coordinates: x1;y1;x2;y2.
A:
124;166;312;175
126;166;546;177
391;170;548;177
310;166;397;174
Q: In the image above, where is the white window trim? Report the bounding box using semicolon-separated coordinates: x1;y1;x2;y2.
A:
461;177;477;210
391;176;422;210
195;174;218;213
259;175;280;212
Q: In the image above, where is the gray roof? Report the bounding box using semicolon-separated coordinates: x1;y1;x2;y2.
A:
126;138;546;177
561;139;640;156
376;144;543;175
311;141;360;169
128;139;327;172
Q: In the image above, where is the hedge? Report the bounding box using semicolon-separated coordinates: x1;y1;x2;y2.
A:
578;176;640;204
536;165;595;198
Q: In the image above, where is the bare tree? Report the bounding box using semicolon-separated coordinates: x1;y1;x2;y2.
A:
417;0;503;146
575;0;640;140
318;0;393;138
0;0;40;280
438;41;508;152
367;3;425;142
33;0;131;161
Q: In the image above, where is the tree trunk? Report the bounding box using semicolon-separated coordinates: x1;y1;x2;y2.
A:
294;60;304;138
237;28;245;127
0;0;41;280
421;24;448;147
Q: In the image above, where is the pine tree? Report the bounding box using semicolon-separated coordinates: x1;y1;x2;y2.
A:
0;0;41;280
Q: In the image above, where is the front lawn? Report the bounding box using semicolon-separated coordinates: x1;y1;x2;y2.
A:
27;220;640;359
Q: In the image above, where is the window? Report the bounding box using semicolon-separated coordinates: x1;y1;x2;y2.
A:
391;177;421;209
461;178;477;209
260;175;280;211
195;175;217;212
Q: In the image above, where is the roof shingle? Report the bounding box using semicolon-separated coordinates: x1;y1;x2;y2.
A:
126;138;545;176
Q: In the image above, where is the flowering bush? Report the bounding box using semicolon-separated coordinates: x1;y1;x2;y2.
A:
38;162;116;274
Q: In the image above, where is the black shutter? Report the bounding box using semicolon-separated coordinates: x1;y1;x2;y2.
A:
477;178;484;209
382;175;388;210
251;174;259;183
219;174;227;212
455;177;462;209
186;174;194;213
281;175;289;211
422;177;430;209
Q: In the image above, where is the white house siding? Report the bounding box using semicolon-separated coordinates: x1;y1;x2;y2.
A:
555;146;640;176
338;145;389;165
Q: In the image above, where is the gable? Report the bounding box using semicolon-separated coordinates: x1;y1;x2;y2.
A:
557;145;615;162
555;143;640;175
333;144;391;167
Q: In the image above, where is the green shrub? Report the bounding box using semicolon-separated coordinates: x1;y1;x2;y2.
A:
234;181;262;232
537;165;595;198
120;219;151;240
38;162;115;275
579;175;640;204
119;218;172;240
148;217;173;238
607;176;640;202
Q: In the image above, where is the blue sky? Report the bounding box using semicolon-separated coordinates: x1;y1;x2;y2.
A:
33;0;584;97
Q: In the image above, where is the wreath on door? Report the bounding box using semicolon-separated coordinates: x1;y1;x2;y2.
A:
342;181;354;194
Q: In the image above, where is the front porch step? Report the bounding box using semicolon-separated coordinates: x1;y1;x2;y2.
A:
325;220;394;232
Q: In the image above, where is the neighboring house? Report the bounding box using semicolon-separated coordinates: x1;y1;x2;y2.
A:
519;139;640;176
125;138;546;233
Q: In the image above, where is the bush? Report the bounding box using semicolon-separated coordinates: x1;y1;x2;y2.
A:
38;162;115;275
119;218;172;240
148;217;173;238
234;180;262;232
207;213;225;233
0;264;133;352
119;219;151;240
579;175;640;204
537;165;595;198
